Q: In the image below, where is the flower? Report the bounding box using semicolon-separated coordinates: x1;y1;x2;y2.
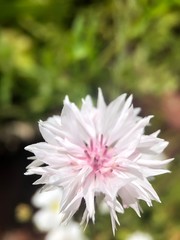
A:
31;188;62;232
25;88;173;234
45;222;87;240
126;231;153;240
31;189;87;240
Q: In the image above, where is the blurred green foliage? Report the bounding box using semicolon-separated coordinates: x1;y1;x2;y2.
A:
0;0;180;239
0;0;179;122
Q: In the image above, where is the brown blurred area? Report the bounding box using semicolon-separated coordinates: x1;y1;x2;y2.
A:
0;121;42;239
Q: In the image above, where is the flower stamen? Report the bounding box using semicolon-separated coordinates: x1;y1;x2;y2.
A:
83;135;112;173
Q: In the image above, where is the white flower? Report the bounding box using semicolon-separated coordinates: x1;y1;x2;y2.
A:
25;88;173;234
126;231;153;240
45;222;87;240
31;188;62;232
31;188;87;240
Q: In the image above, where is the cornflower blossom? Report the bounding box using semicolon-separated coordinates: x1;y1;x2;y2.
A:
25;88;173;234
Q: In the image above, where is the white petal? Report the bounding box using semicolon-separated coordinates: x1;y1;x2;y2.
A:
61;102;95;144
102;93;128;134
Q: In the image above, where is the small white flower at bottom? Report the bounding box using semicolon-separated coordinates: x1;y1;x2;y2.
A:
31;188;62;232
45;222;88;240
126;231;153;240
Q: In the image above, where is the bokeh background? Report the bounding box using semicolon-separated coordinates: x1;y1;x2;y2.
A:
0;0;180;239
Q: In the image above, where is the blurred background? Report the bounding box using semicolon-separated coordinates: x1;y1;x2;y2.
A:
0;0;180;239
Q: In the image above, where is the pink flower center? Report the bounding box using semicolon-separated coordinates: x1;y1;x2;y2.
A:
84;134;113;173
